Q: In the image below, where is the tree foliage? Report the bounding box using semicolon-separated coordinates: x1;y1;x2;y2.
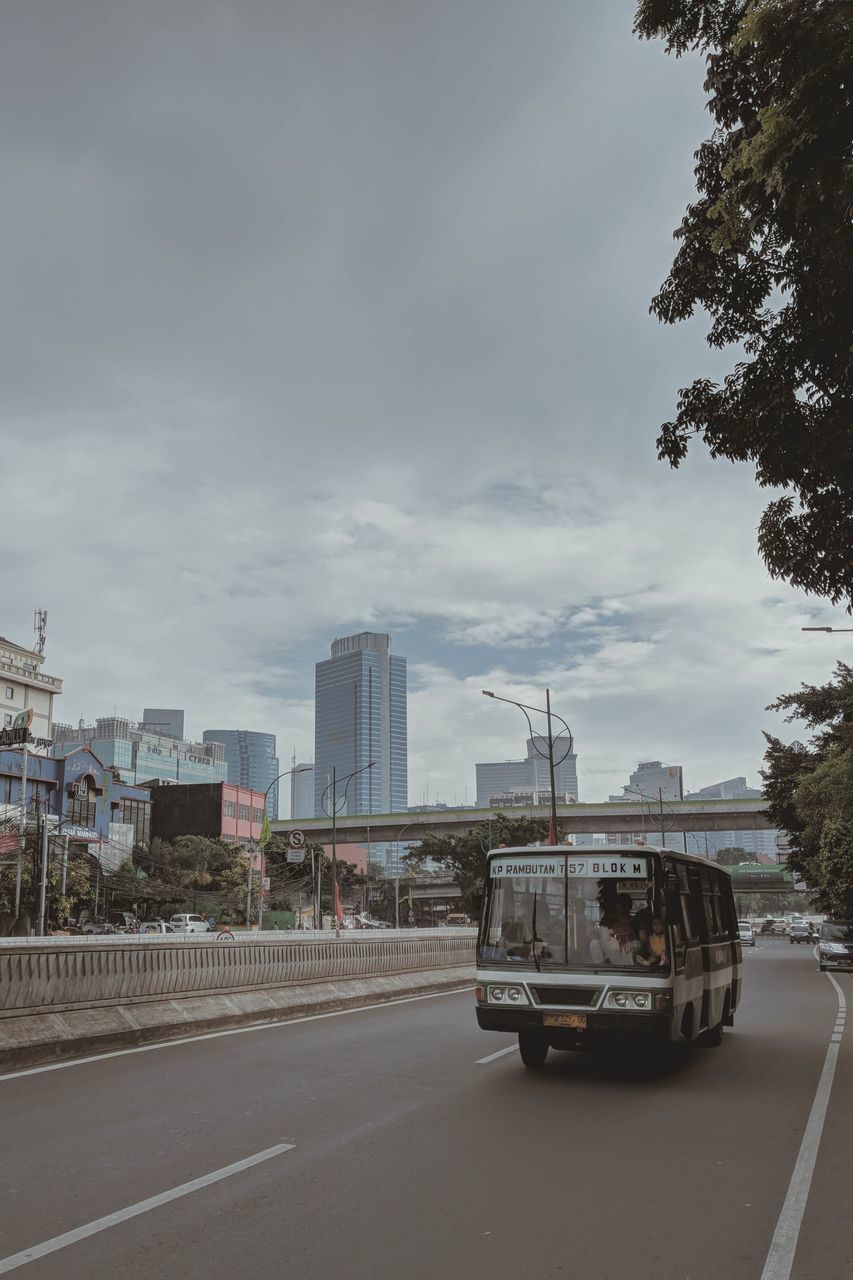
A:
762;661;853;914
635;0;853;606
714;846;755;865
404;813;549;916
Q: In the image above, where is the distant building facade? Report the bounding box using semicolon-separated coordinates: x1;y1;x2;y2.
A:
0;634;62;754
290;762;315;820
685;776;780;858
475;736;578;808
149;782;267;846
202;730;280;819
142;708;185;740
610;760;684;803
53;718;228;787
314;632;407;817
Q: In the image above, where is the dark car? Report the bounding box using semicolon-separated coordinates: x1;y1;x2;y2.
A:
789;922;812;944
818;921;853;972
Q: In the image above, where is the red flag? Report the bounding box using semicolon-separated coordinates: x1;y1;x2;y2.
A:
334;880;345;924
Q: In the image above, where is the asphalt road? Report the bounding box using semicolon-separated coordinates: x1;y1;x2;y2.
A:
0;941;850;1280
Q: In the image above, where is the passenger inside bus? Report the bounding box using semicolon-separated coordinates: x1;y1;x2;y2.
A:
636;916;668;967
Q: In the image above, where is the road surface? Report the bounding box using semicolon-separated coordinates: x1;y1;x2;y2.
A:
0;941;850;1279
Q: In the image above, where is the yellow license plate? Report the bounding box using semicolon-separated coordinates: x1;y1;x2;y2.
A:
543;1012;587;1029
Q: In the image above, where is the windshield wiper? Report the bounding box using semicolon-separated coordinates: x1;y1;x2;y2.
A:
530;890;541;972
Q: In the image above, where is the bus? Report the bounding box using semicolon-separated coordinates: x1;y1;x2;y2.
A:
475;844;741;1068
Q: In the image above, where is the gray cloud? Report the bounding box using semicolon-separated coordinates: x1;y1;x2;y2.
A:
1;1;845;810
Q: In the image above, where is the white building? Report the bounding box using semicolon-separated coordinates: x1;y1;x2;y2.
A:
0;634;62;754
290;762;315;820
610;760;683;803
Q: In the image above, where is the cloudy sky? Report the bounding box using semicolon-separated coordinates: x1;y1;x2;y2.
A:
2;0;844;813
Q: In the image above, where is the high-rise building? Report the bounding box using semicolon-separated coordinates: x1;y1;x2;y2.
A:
314;631;407;817
142;708;185;740
475;736;578;808
53;717;227;787
290;761;315;820
202;730;280;818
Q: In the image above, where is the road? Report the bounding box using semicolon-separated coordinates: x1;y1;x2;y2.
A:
0;942;850;1279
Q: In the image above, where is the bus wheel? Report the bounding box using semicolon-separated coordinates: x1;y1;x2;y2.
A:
518;1030;549;1069
700;1020;724;1048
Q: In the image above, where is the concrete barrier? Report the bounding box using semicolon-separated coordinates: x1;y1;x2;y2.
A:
0;931;477;1070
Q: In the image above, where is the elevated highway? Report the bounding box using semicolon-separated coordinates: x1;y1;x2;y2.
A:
273;796;773;845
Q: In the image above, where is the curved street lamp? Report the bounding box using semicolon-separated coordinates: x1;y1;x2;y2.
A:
321;762;375;933
251;765;313;931
481;688;573;846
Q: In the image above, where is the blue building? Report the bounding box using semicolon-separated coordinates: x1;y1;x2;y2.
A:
202;729;280;819
0;744;151;873
53;718;228;788
314;632;407;818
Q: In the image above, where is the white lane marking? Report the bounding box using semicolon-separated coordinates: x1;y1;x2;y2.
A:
0;1142;294;1274
476;1043;517;1065
760;972;845;1280
0;987;475;1084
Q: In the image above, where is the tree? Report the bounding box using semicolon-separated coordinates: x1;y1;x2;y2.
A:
762;662;853;915
404;813;549;917
714;846;754;865
634;0;853;607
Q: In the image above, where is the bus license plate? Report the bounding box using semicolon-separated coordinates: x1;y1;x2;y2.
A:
543;1012;587;1030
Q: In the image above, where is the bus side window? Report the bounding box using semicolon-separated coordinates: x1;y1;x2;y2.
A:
677;864;698;941
688;868;708;941
713;867;738;940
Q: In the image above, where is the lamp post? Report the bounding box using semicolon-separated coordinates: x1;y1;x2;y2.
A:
251;765;312;931
393;822;418;929
482;689;573;847
320;762;375;933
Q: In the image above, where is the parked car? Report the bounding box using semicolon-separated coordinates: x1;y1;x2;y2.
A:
760;918;788;936
169;913;215;933
738;921;756;947
109;911;138;933
80;919;116;935
789;921;812;944
138;921;177;935
818;921;853;972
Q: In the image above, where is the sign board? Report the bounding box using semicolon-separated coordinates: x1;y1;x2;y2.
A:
0;831;20;854
286;849;306;864
491;854;650;880
287;830;306;850
61;823;102;842
262;876;270;890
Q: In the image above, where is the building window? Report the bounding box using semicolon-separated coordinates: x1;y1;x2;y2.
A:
67;797;97;828
238;804;250;821
120;799;151;850
252;807;264;824
4;687;13;700
223;800;236;818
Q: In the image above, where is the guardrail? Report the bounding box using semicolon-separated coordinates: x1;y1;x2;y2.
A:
0;930;477;1017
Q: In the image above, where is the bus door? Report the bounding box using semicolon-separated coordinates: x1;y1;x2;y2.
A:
663;858;703;1041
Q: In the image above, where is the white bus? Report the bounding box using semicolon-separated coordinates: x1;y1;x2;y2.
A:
475;845;741;1068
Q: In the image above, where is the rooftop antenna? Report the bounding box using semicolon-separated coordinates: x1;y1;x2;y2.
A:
34;610;47;657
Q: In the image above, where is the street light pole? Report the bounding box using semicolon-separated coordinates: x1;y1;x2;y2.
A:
249;764;312;931
320;761;375;934
394;822;417;929
482;688;573;847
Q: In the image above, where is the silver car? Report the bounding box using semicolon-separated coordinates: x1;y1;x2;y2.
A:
169;913;213;933
738;921;756;947
818;922;853;972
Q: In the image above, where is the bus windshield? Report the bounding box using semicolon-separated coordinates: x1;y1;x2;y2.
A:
479;852;666;972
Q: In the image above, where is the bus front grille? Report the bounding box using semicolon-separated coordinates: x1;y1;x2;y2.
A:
531;986;599;1007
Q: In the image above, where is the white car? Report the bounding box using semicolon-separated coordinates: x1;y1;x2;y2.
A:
738;921;756;947
138;921;176;935
169;913;213;933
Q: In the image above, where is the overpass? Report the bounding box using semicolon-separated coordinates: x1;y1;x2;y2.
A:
273;796;773;846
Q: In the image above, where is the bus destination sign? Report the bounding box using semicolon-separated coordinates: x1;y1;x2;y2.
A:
491;855;649;880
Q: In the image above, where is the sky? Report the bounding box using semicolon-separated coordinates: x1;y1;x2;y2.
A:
1;0;846;814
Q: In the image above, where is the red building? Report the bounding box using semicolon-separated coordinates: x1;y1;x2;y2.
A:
149;782;267;846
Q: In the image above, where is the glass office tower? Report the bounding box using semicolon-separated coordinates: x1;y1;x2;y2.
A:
314;632;407;817
202;729;280;819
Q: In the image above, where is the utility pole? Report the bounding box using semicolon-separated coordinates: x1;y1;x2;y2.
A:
659;788;666;849
15;742;28;918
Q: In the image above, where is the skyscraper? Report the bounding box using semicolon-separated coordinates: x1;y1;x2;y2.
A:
290;760;315;820
314;632;407;817
143;708;185;740
202;729;280;818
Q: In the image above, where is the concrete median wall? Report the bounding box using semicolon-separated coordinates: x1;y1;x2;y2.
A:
0;931;477;1070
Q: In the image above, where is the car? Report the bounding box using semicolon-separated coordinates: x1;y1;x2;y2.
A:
138;921;177;935
818;921;853;972
737;921;756;947
789;921;812;944
80;919;116;935
169;913;214;933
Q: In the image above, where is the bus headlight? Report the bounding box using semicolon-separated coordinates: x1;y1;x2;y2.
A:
605;990;656;1010
488;985;528;1005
